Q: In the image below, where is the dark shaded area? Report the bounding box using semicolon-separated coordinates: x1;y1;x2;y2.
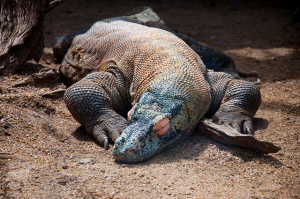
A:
253;118;269;131
44;0;300;49
72;126;94;142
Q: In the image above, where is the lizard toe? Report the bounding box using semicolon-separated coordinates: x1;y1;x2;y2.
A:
92;126;110;149
91;121;125;149
242;120;254;135
212;111;253;135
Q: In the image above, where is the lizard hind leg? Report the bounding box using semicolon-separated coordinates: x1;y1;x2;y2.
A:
64;72;128;149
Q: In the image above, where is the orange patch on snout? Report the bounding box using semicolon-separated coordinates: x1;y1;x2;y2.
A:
153;117;171;136
127;147;136;152
125;147;137;155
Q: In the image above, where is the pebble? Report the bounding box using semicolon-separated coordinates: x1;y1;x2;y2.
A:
3;123;10;129
79;158;91;164
62;165;69;169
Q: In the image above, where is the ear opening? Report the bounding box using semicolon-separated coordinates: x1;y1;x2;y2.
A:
153;115;171;137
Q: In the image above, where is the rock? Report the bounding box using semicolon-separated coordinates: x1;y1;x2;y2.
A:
42;88;66;98
79;158;91;164
3;123;10;129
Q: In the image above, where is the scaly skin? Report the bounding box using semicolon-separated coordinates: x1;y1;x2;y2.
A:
54;7;260;85
113;92;195;162
61;19;261;163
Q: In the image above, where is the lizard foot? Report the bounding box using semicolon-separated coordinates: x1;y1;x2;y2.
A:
87;114;128;150
212;111;254;135
198;119;281;154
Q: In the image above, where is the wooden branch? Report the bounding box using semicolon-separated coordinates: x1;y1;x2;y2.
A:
198;119;281;154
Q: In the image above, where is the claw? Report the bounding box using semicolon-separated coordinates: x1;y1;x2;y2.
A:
103;138;109;150
244;125;253;135
243;120;254;135
245;126;251;135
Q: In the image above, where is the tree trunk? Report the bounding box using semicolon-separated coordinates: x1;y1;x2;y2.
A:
0;0;63;76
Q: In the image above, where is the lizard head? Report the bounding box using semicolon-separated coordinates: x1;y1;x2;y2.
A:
112;92;193;163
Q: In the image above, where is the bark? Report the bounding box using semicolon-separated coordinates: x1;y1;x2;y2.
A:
0;0;63;76
198;119;281;154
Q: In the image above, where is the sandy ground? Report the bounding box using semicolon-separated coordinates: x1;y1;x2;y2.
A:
0;0;299;198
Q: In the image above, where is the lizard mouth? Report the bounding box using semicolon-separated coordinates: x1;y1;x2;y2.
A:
112;146;137;162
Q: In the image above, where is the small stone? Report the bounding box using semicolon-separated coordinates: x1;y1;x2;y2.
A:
3;123;10;129
192;143;202;150
5;132;11;136
110;192;116;197
0;188;5;195
79;158;91;164
62;165;69;169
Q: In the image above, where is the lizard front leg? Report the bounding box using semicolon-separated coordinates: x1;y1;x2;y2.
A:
200;71;280;153
64;71;130;149
212;81;261;135
205;71;261;135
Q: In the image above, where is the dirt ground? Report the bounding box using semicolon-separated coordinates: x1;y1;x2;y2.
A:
0;0;299;198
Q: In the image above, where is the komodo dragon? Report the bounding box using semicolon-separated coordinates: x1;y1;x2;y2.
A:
54;8;279;163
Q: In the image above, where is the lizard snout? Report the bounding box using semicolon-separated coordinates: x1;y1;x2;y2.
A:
112;144;138;162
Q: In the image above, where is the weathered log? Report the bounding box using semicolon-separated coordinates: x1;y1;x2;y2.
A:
198;119;281;154
0;0;64;76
